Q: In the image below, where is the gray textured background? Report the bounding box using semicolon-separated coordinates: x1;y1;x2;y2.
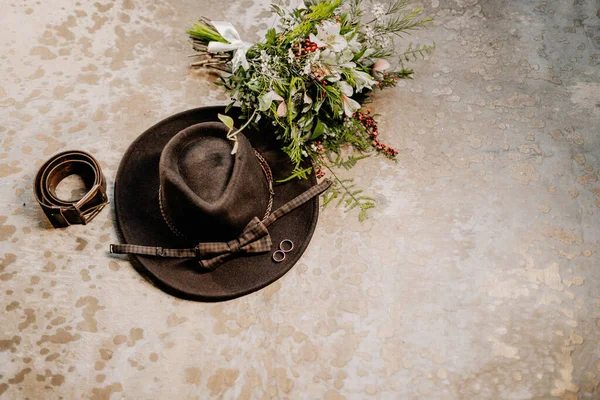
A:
1;0;599;399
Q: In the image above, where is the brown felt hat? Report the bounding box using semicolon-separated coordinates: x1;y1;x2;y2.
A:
111;106;328;301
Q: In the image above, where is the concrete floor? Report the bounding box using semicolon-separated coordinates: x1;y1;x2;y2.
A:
1;0;599;399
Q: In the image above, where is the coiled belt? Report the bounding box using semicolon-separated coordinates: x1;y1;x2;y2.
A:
34;150;109;228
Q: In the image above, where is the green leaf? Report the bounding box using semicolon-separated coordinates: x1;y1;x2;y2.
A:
285;0;343;42
258;97;271;112
276;166;313;183
340;12;348;25
218;113;235;129
352;47;367;62
359;209;368;222
187;22;228;43
270;3;284;16
265;28;277;45
311;119;325;140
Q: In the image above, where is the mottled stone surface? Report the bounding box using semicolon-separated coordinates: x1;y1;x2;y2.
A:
1;0;599;399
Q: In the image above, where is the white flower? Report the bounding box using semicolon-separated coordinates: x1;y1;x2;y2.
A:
258;50;281;78
303;62;312;75
260;50;272;75
326;72;342;82
260;50;271;63
363;26;375;41
320;48;338;65
318;49;350;82
302;49;321;75
353;70;378;92
338;81;361;117
337;49;356;68
310;49;321;63
380;35;391;48
310;20;347;53
372;2;386;19
342;95;361;117
338;81;353;97
346;34;361;53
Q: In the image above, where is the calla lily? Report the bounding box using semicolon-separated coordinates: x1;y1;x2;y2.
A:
372;58;391;72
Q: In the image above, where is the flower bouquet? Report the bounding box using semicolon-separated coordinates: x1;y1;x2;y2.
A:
187;0;433;220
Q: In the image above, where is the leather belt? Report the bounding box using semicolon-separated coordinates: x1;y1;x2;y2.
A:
34;150;109;228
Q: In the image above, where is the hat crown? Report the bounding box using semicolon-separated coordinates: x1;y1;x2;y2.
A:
159;122;269;243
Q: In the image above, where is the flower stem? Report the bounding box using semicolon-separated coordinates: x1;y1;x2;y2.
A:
233;108;258;136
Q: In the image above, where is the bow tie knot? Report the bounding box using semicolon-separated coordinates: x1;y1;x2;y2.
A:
227;239;242;254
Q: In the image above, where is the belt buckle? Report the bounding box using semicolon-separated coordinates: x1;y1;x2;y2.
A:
73;184;109;224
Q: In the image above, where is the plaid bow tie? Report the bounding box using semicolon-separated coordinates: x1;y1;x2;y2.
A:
110;179;332;270
110;217;272;270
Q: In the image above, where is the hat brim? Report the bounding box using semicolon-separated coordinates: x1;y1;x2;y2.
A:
114;106;320;301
